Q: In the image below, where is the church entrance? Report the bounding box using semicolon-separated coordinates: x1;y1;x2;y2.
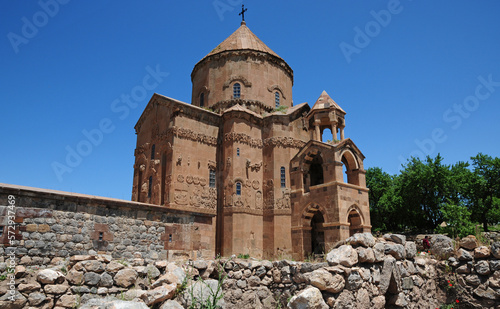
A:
311;211;325;255
348;208;363;236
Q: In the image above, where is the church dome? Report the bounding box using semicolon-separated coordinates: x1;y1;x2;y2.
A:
201;21;282;61
191;22;293;112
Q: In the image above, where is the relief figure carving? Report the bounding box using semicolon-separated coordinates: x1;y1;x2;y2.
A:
174;189;188;205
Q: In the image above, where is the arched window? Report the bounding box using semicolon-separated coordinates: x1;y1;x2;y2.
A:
148;176;153;198
233;83;241;98
236;148;240;156
236;182;242;195
309;156;324;187
209;169;216;188
151;144;155;160
200;93;204;107
275;92;280;108
280;166;286;188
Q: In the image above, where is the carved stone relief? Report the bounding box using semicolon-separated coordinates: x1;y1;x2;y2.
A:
246;160;262;172
223;133;305;149
222;75;252;89
267;84;287;99
174;189;188;205
165;126;217;146
234;194;244;207
208;160;217;170
245;191;252;208
263;179;274;210
141;182;148;193
222;180;263;209
135;143;150;156
225;132;263;148
173;174;215;210
263;137;306;149
252;180;260;190
275;189;291;209
256;191;263;209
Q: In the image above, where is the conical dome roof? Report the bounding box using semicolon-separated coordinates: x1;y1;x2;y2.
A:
194;22;287;68
311;90;346;114
205;21;282;59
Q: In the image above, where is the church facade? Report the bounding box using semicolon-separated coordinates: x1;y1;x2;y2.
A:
131;21;371;259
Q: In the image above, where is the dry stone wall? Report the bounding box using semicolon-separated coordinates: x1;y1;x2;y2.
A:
2;232;500;308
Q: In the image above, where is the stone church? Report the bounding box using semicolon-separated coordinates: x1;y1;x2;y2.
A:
131;21;371;259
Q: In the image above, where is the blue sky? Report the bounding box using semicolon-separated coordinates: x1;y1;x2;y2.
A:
1;1;499;200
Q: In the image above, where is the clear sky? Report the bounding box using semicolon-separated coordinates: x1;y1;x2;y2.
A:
1;1;499;200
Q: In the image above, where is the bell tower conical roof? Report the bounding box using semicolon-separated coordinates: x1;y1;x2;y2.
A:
310;90;346;114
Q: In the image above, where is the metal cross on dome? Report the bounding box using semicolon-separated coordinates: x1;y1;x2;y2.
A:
239;4;247;22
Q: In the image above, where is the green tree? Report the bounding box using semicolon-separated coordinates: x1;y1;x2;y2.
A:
366;153;500;234
436;203;475;238
366;167;397;231
468;153;500;231
397;155;452;230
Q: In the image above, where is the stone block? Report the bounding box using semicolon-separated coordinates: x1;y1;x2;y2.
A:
460;235;479;250
38;224;51;233
26;224;38;232
287;286;328;309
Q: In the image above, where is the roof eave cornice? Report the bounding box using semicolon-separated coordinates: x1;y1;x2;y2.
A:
191;50;293;84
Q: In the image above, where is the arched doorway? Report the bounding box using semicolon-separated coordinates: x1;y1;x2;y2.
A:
311;212;325;255
348;208;363;236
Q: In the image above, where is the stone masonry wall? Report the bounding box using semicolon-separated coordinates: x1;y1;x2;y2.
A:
2;232;500;308
0;184;215;262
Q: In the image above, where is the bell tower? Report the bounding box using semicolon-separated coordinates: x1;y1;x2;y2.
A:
307;91;346;143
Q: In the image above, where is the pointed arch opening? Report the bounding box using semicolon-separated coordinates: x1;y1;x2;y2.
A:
200;92;205;107
311;212;325;255
347;206;363;236
341;150;360;185
309;155;324;187
321;128;332;143
301;204;326;257
303;152;324;193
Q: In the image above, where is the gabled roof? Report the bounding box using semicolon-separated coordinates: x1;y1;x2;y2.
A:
290;138;365;163
335;138;366;160
290;139;334;163
202;22;283;61
134;93;220;132
268;102;309;116
223;103;263;119
310;90;346;114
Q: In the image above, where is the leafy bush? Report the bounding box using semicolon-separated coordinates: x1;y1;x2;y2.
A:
274;105;288;113
436;203;476;238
